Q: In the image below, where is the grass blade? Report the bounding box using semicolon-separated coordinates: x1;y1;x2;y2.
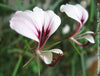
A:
0;3;17;11
12;55;23;76
80;53;86;76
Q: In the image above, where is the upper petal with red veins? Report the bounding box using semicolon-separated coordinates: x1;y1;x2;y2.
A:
37;8;61;48
60;4;88;26
10;7;61;45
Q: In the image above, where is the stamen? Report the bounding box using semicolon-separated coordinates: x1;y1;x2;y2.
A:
90;33;95;37
59;52;67;56
47;52;66;67
53;54;58;60
38;26;50;49
98;30;100;32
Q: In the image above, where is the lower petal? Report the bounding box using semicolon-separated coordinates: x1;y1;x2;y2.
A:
84;35;95;43
70;37;90;47
36;49;64;67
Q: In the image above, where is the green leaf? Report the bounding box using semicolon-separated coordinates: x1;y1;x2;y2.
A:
89;0;95;22
16;0;23;10
0;3;17;11
50;0;61;10
23;2;37;10
8;49;32;57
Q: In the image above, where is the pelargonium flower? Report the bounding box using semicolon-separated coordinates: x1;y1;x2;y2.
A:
10;7;64;66
60;4;95;47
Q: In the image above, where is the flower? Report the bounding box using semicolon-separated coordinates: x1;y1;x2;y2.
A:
60;4;95;47
10;7;64;66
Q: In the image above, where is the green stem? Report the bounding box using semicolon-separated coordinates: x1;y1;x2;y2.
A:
12;55;23;76
80;53;86;76
23;53;35;68
23;2;37;10
0;3;17;11
36;54;40;76
69;40;81;55
72;53;77;76
50;0;61;10
97;3;100;75
16;0;23;10
89;0;95;22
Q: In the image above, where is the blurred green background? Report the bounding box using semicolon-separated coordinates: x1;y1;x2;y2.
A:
0;0;98;76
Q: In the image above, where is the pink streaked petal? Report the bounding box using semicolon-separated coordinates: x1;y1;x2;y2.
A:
37;10;61;49
70;37;90;47
75;4;88;24
32;7;45;31
43;10;61;36
10;11;39;42
60;4;88;26
84;35;95;43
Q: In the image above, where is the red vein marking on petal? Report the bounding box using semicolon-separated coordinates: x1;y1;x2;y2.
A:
37;17;53;49
38;25;50;49
81;18;84;24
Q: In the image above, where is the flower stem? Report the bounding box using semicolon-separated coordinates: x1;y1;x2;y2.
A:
12;55;23;76
50;0;61;10
97;3;100;75
69;40;81;55
36;54;40;76
80;53;86;76
72;53;77;76
23;53;35;68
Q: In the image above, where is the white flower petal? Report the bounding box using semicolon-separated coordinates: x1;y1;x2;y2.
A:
32;7;45;31
75;4;88;24
60;4;88;25
49;49;63;54
41;52;52;64
44;10;61;36
10;11;39;42
36;50;52;64
85;31;94;34
84;35;95;43
37;49;63;64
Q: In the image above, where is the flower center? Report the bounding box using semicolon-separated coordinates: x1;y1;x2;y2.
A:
37;26;50;49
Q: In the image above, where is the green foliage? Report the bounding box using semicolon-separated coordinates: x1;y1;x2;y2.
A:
0;0;97;76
